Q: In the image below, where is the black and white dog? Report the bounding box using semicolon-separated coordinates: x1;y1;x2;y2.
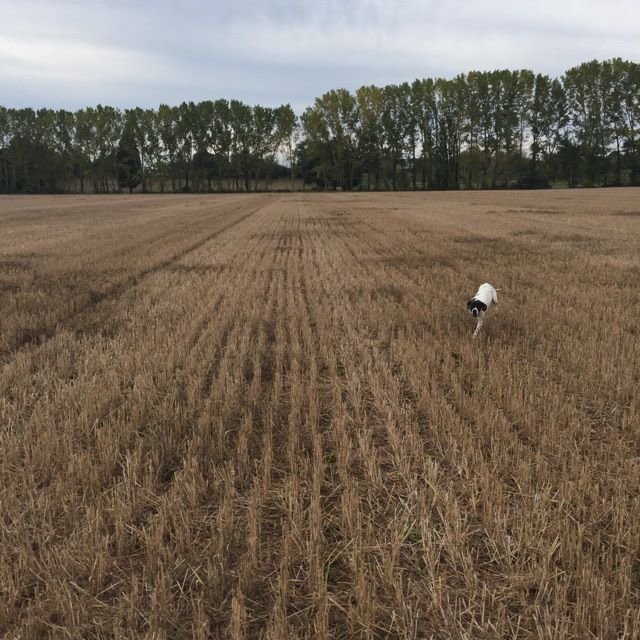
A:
467;283;499;337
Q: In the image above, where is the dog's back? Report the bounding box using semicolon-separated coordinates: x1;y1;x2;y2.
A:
474;283;497;308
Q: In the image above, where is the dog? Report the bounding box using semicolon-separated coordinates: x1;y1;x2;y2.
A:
467;283;499;337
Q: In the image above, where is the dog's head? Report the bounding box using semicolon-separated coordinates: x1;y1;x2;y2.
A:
467;299;487;318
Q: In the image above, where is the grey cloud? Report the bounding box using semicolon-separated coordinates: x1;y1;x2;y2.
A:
1;0;639;110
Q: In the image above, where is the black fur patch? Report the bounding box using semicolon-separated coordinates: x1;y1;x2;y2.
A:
467;299;487;313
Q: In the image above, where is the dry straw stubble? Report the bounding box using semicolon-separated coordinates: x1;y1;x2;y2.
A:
0;189;639;639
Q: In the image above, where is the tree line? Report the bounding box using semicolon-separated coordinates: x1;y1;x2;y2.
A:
0;101;297;194
1;59;638;193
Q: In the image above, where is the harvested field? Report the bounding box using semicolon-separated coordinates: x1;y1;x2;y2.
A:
1;189;639;639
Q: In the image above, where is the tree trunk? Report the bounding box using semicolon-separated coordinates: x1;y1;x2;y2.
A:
411;145;417;189
1;153;7;192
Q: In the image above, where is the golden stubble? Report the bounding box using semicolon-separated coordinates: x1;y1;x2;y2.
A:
0;189;638;639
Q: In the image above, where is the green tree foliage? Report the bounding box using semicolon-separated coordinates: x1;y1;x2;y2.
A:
276;104;299;191
356;85;384;190
0;59;638;193
116;113;142;194
302;89;359;190
563;61;610;186
300;60;640;190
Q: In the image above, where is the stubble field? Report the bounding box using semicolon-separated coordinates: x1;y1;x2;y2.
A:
0;190;639;639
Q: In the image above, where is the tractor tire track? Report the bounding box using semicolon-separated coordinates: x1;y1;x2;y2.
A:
0;196;271;364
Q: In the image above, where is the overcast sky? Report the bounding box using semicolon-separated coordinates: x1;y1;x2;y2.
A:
1;0;639;112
